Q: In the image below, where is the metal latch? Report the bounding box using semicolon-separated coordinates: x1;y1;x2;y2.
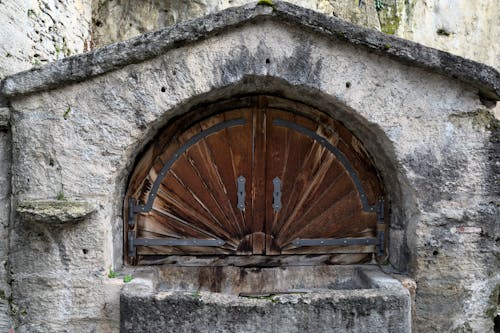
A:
273;177;282;212
237;176;245;211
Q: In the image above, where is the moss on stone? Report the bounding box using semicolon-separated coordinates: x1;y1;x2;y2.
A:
377;1;403;35
257;0;275;8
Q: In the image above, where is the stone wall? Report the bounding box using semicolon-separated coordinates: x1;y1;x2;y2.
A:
0;0;93;330
0;103;12;333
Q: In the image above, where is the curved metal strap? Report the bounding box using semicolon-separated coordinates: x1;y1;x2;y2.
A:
273;118;375;212
134;118;246;213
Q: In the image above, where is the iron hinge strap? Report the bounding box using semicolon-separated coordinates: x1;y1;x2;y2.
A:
376;199;385;256
292;237;379;247
128;231;136;258
128;198;137;227
132;238;225;247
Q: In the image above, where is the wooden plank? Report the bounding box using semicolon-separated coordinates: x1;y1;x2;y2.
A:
251;102;266;254
137;253;373;266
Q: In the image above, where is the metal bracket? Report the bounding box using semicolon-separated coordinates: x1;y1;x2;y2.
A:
272;177;282;212
128;231;137;258
128;198;136;227
237;176;246;211
376;199;385;256
292;237;379;247
133;238;225;247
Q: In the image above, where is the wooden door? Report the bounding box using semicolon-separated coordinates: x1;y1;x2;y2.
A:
264;108;383;256
125;96;385;265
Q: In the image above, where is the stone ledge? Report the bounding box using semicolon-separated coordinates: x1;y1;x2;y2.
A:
0;1;498;100
16;199;97;224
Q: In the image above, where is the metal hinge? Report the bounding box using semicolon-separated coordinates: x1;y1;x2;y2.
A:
292;237;378;247
376;199;385;257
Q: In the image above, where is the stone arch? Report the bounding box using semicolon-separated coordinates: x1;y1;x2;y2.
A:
115;76;418;271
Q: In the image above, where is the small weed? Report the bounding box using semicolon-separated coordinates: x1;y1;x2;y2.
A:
56;192;65;201
5;52;12;58
63;106;71;119
375;0;384;11
33;58;41;66
108;268;118;279
27;9;36;17
123;274;133;283
191;291;202;300
384;43;391;50
257;0;275;7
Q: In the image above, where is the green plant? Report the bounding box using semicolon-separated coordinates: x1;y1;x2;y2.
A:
191;291;202;300
27;9;36;17
375;0;384;11
108;268;118;279
123;274;133;283
63;106;71;119
56;191;65;201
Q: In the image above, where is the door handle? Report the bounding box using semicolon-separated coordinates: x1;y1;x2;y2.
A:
237;176;245;211
273;177;282;212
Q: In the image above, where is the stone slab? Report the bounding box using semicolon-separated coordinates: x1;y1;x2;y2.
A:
120;266;411;333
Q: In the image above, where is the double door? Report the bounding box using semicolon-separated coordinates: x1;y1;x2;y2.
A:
126;96;384;264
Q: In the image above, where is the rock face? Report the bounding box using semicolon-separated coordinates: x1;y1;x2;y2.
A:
0;0;92;80
91;0;500;70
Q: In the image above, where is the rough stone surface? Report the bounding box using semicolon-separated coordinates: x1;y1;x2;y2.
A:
0;1;93;329
0;107;9;130
0;3;499;333
121;267;411;333
0;128;12;331
395;0;500;71
2;2;499;100
16;199;96;224
91;0;500;71
0;0;92;81
91;0;382;49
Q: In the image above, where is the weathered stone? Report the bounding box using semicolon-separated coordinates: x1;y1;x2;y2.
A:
0;107;8;131
0;0;92;80
16;200;96;224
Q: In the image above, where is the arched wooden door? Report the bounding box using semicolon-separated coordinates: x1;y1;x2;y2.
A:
125;96;385;265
